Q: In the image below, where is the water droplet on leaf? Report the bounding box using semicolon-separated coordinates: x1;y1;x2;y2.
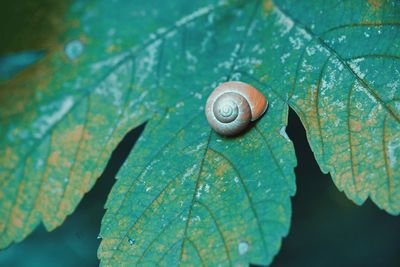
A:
238;241;249;255
65;40;84;60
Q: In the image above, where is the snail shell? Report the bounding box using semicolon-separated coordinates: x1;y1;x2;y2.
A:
205;81;268;136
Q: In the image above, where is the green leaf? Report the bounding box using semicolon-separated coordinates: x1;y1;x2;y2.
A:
1;0;298;263
0;57;148;247
0;0;399;265
98;100;295;265
258;0;400;214
92;1;296;265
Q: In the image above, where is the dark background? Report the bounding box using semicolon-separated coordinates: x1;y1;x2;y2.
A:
0;1;399;266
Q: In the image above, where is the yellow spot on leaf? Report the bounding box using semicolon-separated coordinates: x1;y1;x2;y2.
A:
263;0;273;15
11;207;24;228
350;120;362;132
107;44;118;53
216;163;229;177
70;125;84;143
49;151;60;165
368;0;383;9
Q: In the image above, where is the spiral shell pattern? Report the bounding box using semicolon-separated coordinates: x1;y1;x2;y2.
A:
205;81;268;136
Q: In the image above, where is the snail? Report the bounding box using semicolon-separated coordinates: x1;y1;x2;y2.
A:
205;81;268;136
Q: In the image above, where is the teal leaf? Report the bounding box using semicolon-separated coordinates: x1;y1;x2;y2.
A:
258;0;400;214
0;0;399;266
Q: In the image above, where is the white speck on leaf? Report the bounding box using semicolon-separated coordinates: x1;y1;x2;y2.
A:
185;51;198;64
194;93;202;99
289;36;303;50
175;5;216;27
65;40;84;60
186;142;206;154
273;7;294;36
182;164;198;185
348;61;366;79
388;140;400;168
191;216;201;223
238;241;249;255
90;53;128;72
33;97;74;139
280;53;290;63
205;184;210;192
176;101;184;108
36;159;44;168
387;80;399;99
136;40;161;86
353;82;377;104
295;28;312;41
338;35;346;43
306;46;316;56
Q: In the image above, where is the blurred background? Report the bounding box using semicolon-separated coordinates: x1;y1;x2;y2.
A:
1;1;399;266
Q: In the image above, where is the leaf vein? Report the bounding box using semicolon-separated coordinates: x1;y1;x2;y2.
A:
208;147;269;257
